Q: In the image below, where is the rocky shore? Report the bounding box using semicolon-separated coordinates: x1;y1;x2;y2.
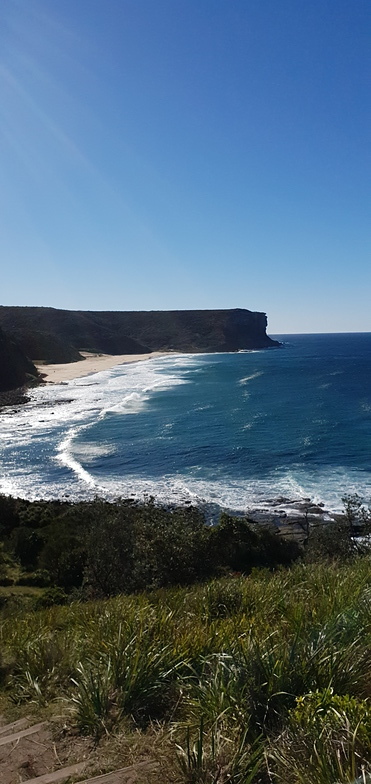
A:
245;497;340;541
0;387;31;410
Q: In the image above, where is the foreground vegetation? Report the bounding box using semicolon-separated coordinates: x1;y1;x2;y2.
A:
1;495;371;782
0;495;301;600
1;560;371;782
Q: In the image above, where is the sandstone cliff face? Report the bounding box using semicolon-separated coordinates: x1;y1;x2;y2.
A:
0;306;279;363
222;309;275;350
0;326;39;392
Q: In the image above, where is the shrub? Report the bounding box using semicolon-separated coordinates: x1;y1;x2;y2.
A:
10;526;44;570
1;498;302;596
71;623;185;734
0;576;14;586
305;521;361;561
17;569;51;587
35;587;68;609
305;494;371;562
342;493;371;535
203;579;245;620
7;628;78;705
37;525;86;590
84;500;211;596
269;689;371;783
290;689;371;745
0;494;19;536
209;514;300;574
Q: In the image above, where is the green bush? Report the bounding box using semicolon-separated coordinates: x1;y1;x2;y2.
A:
209;513;300;574
35;587;68;609
270;689;371;783
305;520;360;561
203;578;245;620
290;689;371;745
38;529;85;590
0;494;19;536
1;497;302;597
83;500;211;596
10;527;44;569
17;569;51;587
0;576;14;586
342;493;371;534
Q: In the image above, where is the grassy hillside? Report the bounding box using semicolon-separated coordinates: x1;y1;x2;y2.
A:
0;496;370;782
1;559;371;783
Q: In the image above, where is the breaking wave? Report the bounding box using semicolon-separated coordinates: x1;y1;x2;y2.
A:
1;335;371;514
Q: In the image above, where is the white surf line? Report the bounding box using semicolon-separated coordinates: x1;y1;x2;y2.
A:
56;427;97;487
238;371;264;385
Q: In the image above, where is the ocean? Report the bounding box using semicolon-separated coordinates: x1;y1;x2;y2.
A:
1;333;371;515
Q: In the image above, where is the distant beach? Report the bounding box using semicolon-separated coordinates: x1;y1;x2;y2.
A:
36;351;170;384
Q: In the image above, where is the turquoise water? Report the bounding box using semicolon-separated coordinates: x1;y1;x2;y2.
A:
1;333;371;512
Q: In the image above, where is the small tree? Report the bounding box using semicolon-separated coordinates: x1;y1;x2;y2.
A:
342;493;371;535
305;494;371;562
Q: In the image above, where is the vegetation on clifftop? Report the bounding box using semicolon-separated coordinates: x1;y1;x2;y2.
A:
0;325;38;393
0;306;279;364
0;497;300;596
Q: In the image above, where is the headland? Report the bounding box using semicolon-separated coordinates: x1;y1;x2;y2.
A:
0;305;279;394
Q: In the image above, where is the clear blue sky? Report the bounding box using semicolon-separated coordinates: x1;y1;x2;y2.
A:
1;0;370;333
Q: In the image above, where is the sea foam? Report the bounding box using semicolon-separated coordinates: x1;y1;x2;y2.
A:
1;338;371;513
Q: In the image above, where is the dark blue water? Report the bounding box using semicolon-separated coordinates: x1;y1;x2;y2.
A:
1;334;370;512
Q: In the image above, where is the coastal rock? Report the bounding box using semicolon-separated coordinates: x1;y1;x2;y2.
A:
0;326;39;393
0;306;279;363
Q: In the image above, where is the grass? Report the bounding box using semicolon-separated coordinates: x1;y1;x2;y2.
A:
1;558;371;782
0;585;42;596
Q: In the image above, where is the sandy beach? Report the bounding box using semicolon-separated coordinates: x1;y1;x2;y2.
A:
36;351;169;384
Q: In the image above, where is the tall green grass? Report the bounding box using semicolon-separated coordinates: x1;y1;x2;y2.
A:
1;558;371;781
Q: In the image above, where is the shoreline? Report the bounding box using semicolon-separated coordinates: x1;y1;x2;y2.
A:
0;491;346;555
0;483;340;529
35;351;172;384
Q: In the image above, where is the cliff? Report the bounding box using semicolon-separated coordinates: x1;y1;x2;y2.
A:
0;306;279;364
0;325;39;393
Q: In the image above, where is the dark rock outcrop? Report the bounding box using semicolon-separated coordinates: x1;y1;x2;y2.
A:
0;306;279;364
0;326;39;393
8;329;83;364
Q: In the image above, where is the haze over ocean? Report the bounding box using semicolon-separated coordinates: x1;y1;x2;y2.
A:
1;334;370;513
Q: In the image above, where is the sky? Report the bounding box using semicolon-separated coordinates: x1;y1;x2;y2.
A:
0;0;370;333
